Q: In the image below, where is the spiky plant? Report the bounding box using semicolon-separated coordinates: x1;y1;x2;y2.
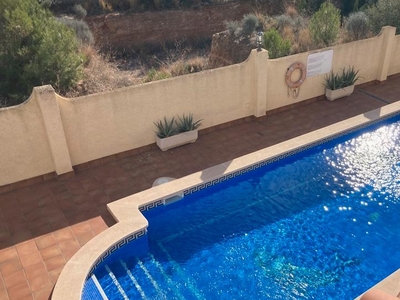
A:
176;113;202;133
324;70;342;90
324;66;360;90
341;66;360;88
154;117;177;138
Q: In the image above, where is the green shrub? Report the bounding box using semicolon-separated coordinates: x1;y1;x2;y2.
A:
39;0;54;8
345;11;370;41
225;13;259;38
57;18;94;45
263;28;291;59
366;0;400;34
0;0;83;103
241;13;258;36
73;4;87;19
274;11;307;35
144;68;172;83
296;0;325;15
275;14;293;31
309;1;341;47
224;20;241;35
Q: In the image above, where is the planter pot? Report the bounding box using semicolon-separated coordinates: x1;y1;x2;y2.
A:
156;130;198;151
325;85;355;101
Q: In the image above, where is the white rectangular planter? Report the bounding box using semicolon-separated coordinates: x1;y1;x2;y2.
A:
156;130;198;151
325;85;355;101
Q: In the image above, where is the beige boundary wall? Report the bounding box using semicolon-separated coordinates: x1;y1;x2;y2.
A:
0;26;399;187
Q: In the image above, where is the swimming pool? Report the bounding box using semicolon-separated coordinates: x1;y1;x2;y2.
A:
83;115;400;299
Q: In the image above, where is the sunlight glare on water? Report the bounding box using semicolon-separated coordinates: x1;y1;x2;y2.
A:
332;124;400;202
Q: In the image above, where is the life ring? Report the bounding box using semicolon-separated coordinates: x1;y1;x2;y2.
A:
285;62;306;88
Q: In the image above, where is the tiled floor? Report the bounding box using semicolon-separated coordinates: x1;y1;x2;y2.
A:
0;77;400;300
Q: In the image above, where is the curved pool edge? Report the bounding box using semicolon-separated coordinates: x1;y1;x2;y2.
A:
355;268;400;299
52;207;148;300
52;100;400;300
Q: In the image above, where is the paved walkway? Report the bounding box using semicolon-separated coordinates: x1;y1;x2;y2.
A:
0;77;399;300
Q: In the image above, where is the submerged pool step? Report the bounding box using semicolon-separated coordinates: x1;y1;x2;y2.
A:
156;244;205;300
92;274;109;300
105;265;129;300
96;256;204;300
120;260;183;300
119;260;148;299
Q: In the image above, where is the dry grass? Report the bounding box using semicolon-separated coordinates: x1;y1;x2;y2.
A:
295;27;313;53
64;44;210;97
169;56;209;76
285;5;297;18
64;46;141;98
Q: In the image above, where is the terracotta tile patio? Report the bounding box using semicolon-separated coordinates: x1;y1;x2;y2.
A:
0;77;400;300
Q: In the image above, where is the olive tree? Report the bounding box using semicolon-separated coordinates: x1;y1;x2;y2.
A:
366;0;400;34
0;0;83;104
345;11;370;41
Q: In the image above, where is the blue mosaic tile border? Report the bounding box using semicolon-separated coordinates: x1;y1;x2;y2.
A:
139;199;163;212
86;229;146;279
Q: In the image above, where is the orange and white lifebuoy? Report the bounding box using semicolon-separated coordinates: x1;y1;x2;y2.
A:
285;62;307;88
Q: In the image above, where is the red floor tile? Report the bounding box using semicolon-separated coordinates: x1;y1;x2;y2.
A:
34;234;57;250
39;245;61;262
7;281;32;300
15;241;38;257
4;269;26;289
43;255;65;272
20;251;42;269
0;259;22;279
0;248;18;265
52;228;74;243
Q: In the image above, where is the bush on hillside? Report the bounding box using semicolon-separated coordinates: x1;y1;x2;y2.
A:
274;8;307;35
309;1;341;47
366;0;400;34
345;11;370;41
263;28;291;59
225;13;260;38
144;68;172;82
73;4;87;19
295;0;325;15
57;17;94;45
224;20;241;36
241;14;259;36
0;0;83;104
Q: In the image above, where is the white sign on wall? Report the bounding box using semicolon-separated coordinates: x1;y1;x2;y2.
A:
306;50;333;77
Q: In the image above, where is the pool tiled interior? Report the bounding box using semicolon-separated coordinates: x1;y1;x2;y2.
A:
1;77;400;300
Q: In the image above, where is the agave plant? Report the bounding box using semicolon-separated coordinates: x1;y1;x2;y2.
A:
154;116;177;138
176;113;202;133
341;66;360;88
324;66;360;90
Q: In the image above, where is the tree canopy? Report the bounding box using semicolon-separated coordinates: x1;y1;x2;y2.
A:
0;0;83;104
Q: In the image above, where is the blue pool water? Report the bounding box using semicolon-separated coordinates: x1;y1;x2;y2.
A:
86;116;400;300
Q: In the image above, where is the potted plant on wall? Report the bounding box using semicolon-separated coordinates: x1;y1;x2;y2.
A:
154;113;202;151
324;66;360;101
